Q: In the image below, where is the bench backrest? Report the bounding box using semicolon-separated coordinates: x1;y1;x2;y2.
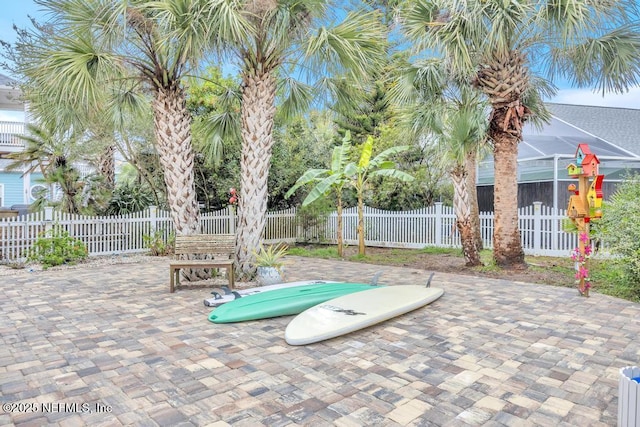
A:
174;234;235;258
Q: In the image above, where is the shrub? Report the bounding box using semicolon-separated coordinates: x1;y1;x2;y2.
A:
105;182;155;215
28;227;88;269
296;199;332;243
594;173;640;300
143;230;174;256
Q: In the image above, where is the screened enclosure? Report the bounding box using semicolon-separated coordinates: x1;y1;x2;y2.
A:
477;113;640;212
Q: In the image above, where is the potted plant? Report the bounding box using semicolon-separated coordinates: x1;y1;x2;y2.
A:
253;243;288;286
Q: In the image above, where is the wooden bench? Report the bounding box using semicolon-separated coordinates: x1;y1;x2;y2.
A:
169;234;235;293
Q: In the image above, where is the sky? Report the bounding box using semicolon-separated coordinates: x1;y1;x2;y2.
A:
0;0;638;122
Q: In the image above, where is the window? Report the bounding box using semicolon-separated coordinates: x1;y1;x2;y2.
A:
30;184;48;201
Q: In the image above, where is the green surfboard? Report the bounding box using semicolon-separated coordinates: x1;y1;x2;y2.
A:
208;283;380;324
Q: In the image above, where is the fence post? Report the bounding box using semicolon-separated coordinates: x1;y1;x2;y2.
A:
552;205;559;253
149;206;157;233
228;205;236;234
293;206;303;243
533;201;542;254
435;202;443;246
44;206;54;234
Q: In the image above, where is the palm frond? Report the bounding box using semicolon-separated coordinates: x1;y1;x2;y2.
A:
109;81;151;127
387;63;420;106
143;0;251;72
318;75;367;113
193;111;241;166
536;0;596;43
396;0;442;52
388;58;448;107
304;10;387;81
397;100;442;141
28;31;120;111
481;0;532;55
278;77;315;120
551;25;640;94
522;75;555;130
205;0;254;51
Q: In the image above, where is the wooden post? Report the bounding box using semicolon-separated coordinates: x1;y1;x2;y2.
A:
566;143;603;297
578;175;589;296
575;219;590;297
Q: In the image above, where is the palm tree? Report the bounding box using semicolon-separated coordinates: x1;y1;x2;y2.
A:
220;2;386;277
345;135;414;255
399;0;640;269
12;0;249;238
285;132;353;257
7;123;86;214
390;57;489;265
439;105;487;267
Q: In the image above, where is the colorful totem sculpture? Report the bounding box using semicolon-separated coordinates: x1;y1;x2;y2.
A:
566;143;604;296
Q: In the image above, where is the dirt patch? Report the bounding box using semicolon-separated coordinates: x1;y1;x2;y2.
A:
329;245;576;288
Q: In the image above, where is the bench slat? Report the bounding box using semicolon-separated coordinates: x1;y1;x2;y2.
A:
174;234;235;255
169;260;233;267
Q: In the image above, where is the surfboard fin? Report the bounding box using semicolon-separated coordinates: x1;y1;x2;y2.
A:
204;294;222;307
211;286;232;296
370;270;384;285
425;272;434;288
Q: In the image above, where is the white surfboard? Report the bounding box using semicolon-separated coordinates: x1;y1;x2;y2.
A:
285;285;444;345
203;280;338;307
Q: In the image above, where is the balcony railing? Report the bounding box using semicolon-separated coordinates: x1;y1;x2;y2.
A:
0;121;25;147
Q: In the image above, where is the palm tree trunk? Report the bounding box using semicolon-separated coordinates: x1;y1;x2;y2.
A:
491;124;525;268
236;72;277;278
476;51;529;269
152;85;205;281
457;217;480;267
465;149;483;250
98;144;116;189
452;167;481;267
59;167;81;214
336;192;344;257
152;86;200;235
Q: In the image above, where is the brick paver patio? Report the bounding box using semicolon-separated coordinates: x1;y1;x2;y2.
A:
1;255;639;426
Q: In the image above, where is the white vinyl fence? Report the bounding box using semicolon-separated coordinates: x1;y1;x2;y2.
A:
324;202;579;257
0;202;582;263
